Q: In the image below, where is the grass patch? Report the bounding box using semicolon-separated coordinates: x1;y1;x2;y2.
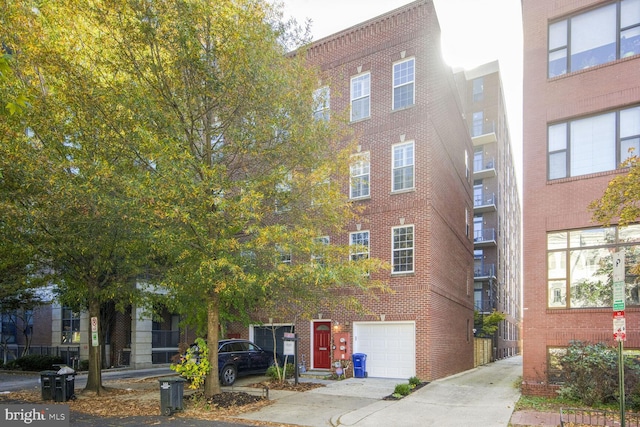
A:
515;395;620;413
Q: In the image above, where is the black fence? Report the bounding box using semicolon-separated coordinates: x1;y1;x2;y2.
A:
1;345;81;368
561;408;640;427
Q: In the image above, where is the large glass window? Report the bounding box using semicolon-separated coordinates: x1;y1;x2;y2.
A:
547;225;640;308
313;86;330;121
392;142;414;192
392;225;414;273
472;111;484;137
350;231;370;262
350;152;370;199
548;0;640;78
548;106;640;179
473;77;484;102
62;307;81;344
393;58;415;110
351;73;370;121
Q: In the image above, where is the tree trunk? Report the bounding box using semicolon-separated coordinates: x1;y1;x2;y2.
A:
204;292;220;397
84;298;104;394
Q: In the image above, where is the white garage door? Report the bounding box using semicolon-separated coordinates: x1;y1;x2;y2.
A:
352;322;415;379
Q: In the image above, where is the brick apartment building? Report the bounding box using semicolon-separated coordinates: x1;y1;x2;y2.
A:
522;0;640;395
454;61;522;361
2;1;522;378
233;0;519;381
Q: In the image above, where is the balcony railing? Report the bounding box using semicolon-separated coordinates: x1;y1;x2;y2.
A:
474;192;497;209
474;299;496;313
474;264;495;278
152;330;180;348
474;228;496;245
473;157;497;179
472;121;496;138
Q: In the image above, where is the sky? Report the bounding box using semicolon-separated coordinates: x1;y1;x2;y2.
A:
279;0;524;194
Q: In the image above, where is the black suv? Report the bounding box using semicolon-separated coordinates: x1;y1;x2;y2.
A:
186;339;277;386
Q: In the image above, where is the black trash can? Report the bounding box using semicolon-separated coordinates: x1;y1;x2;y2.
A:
40;371;75;402
159;377;187;416
352;353;367;378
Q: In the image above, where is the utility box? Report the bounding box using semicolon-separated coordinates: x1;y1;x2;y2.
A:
159;377;187;416
333;332;351;361
352;353;367;378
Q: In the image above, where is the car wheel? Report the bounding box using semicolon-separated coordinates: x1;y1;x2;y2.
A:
221;365;237;386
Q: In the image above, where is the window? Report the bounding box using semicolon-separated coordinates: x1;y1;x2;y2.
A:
313;86;330;121
275;173;292;213
350;231;370;261
392;225;414;273
393;58;415;110
351;73;370;121
276;245;291;264
547;225;640;309
472;77;484;102
472;112;484;137
548;106;640;179
1;313;16;344
350;152;370;199
548;0;640;78
392;142;414;192
312;236;330;266
62;307;81;344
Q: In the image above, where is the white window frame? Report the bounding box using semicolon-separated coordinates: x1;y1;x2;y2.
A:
392;225;414;274
392;141;415;192
350;231;370;262
313;86;330;121
350;152;370;199
350;72;371;121
392;58;415;110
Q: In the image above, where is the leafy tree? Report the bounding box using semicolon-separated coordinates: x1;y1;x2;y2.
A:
1;1;163;393
590;156;640;228
474;310;506;337
3;0;387;399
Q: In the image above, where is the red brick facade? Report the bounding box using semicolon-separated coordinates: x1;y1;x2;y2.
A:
522;0;640;396
259;0;477;381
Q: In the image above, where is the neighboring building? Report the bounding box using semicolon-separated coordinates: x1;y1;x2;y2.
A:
522;0;640;396
454;61;522;361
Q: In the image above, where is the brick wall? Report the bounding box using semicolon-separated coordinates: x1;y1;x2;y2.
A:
522;0;640;391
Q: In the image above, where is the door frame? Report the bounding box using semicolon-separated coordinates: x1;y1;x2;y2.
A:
311;320;332;370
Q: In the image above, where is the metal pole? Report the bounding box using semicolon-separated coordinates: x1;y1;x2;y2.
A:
294;337;299;385
620;340;625;427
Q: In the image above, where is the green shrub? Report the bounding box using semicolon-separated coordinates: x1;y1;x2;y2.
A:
79;360;89;371
3;355;65;371
408;376;421;387
170;337;210;389
266;363;295;380
394;383;411;396
556;340;640;408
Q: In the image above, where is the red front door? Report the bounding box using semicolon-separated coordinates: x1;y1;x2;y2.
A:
313;321;332;369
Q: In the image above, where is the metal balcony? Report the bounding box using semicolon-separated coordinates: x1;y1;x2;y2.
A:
471;121;497;146
474;193;497;213
474;228;496;247
473;157;497;179
474;264;496;278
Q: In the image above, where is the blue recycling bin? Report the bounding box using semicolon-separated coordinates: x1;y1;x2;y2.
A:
352;353;367;378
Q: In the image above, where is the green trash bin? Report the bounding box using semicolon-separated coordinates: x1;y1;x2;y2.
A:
159;376;187;416
40;371;75;402
40;370;57;400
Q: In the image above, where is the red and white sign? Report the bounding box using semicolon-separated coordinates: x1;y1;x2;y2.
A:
613;311;626;342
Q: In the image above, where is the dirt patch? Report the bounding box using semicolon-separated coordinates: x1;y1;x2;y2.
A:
252;380;326;392
0;376;324;422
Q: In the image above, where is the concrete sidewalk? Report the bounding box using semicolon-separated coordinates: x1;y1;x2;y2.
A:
234;355;523;427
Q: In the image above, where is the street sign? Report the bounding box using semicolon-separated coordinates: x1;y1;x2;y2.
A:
613;251;626;311
614;311;626;342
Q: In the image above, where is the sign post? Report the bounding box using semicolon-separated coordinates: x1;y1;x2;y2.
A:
91;317;99;347
613;251;625;427
283;332;299;385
